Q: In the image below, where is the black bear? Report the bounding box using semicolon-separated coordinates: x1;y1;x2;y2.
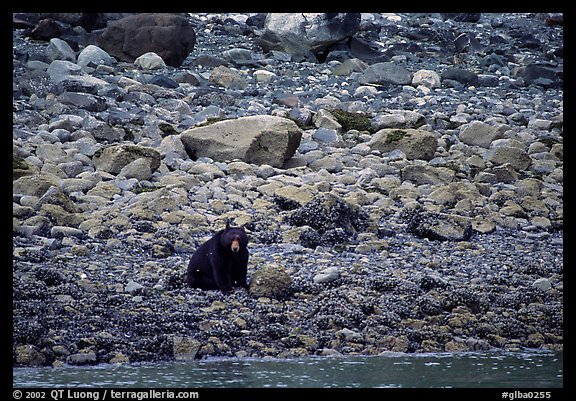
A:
186;223;249;292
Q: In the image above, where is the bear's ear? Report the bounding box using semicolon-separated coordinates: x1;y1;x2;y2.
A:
225;219;232;230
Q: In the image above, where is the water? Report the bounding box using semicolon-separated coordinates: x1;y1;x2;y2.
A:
13;350;562;388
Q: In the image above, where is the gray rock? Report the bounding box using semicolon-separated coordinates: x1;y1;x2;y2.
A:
125;280;145;294
313;109;342;131
45;38;76;62
332;58;368;76
313;267;340;284
77;45;116;71
337;328;363;342
180;115;302;168
372;110;425;130
358;62;413;86
313;128;340;144
532;278;552;291
441;68;479;86
15;345;46;367
57;92;107;112
459;121;503;148
412;69;441;88
13;174;62;198
82;117;125;142
118;158;154;181
50;226;83;238
401;164;455;185
484;139;531;171
47;60;83;82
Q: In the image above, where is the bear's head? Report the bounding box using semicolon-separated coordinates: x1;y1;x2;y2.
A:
221;224;248;253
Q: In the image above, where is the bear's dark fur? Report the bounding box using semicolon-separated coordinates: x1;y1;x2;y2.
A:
186;223;249;292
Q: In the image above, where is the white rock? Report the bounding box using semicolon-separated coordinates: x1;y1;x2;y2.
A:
134;52;166;70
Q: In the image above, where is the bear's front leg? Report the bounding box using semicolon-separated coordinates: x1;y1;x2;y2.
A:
210;254;233;293
232;250;249;289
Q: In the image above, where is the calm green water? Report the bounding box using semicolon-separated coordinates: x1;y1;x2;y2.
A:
13;350;562;388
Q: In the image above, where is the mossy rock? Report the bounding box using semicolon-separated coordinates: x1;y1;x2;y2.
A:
249;265;293;300
13;155;38;179
328;108;373;133
158;122;179;137
385;129;408;143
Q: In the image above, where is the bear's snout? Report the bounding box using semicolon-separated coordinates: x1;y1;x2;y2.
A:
231;239;241;252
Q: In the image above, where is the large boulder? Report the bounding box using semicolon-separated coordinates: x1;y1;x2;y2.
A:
180;115;302;168
258;13;361;60
97;13;196;67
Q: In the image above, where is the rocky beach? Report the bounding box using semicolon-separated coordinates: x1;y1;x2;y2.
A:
12;13;563;367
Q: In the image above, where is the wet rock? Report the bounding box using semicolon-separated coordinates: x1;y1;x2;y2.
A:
11;12;564;364
173;336;201;361
401;207;472;241
289;193;369;245
67;351;97;365
14;345;47;367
